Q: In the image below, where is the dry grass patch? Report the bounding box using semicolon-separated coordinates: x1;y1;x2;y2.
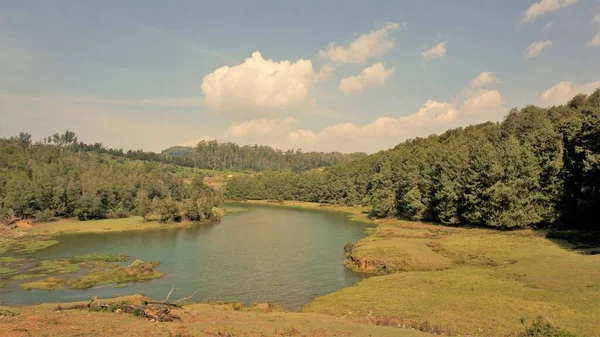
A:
0;295;435;337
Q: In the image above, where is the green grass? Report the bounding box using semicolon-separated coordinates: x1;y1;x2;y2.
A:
27;216;212;236
73;253;129;262
345;224;452;273
348;237;453;273
10;273;44;280
0;267;18;277
305;220;600;337
0;238;59;254
66;260;163;289
431;231;558;266
20;277;64;290
28;259;80;274
305;265;598;336
0;256;25;264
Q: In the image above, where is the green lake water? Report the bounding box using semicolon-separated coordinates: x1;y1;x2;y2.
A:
0;203;370;310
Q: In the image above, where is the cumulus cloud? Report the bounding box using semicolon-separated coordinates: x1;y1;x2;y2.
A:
281;89;505;153
339;62;396;95
522;0;579;24
223;87;504;153
201;52;320;116
319;22;403;64
177;136;215;147
421;42;447;61
540;80;600;106
318;64;335;80
524;41;552;58
225;117;299;139
469;72;501;88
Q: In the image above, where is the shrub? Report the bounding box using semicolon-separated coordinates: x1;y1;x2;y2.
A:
519;317;578;337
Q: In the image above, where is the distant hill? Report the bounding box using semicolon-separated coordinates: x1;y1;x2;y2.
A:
160;140;367;173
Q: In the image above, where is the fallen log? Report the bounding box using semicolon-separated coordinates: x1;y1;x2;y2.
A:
54;285;195;322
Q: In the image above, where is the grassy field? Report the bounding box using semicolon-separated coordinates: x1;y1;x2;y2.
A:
304;218;600;336
0;295;435;337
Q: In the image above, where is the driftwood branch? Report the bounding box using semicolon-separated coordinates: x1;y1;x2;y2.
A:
142;286;198;308
56;286;199;322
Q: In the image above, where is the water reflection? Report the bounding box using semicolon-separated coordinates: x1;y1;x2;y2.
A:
1;203;369;310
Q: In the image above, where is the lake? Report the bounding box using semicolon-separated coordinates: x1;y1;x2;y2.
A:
0;203;370;310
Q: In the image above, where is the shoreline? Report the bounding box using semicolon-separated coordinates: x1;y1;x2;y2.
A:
3;207;228;239
2;200;598;336
225;199;376;224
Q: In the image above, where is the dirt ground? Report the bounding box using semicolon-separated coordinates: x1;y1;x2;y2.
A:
0;295;432;337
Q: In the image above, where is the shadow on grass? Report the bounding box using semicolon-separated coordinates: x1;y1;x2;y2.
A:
546;230;600;255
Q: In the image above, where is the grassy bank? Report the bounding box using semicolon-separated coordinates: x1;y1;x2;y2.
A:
24;211;225;237
304;217;600;336
0;295;434;337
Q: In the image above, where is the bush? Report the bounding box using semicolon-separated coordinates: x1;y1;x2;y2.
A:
519;317;578;337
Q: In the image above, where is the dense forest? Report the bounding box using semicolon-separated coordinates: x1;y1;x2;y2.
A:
0;132;220;224
225;90;600;230
74;140;365;173
167;141;366;172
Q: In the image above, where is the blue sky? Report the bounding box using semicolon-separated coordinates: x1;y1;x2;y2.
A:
1;0;599;152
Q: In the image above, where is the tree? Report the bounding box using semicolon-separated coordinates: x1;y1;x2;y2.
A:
134;189;153;222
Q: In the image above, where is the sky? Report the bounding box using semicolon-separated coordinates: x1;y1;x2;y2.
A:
1;0;599;153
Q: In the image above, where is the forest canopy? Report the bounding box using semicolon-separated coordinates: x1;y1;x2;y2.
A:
0;133;220;224
225;89;600;230
73;140;365;173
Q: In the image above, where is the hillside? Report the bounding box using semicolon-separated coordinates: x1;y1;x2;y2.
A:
225;89;600;231
0;134;220;225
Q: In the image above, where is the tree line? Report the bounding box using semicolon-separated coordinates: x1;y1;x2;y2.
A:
225;89;600;230
74;140;365;173
0;133;220;224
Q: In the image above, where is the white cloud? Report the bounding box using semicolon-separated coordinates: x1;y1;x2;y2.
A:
177;136;215;147
543;21;554;29
594;12;600;24
522;0;579;24
540;80;600;106
282;89;504;153
201;51;319;116
587;32;600;48
319;22;403;64
339;62;396;95
469;72;501;88
226;117;299;138
319;64;335;80
524;41;552;58
224;87;503;153
421;42;447;61
287;129;316;143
